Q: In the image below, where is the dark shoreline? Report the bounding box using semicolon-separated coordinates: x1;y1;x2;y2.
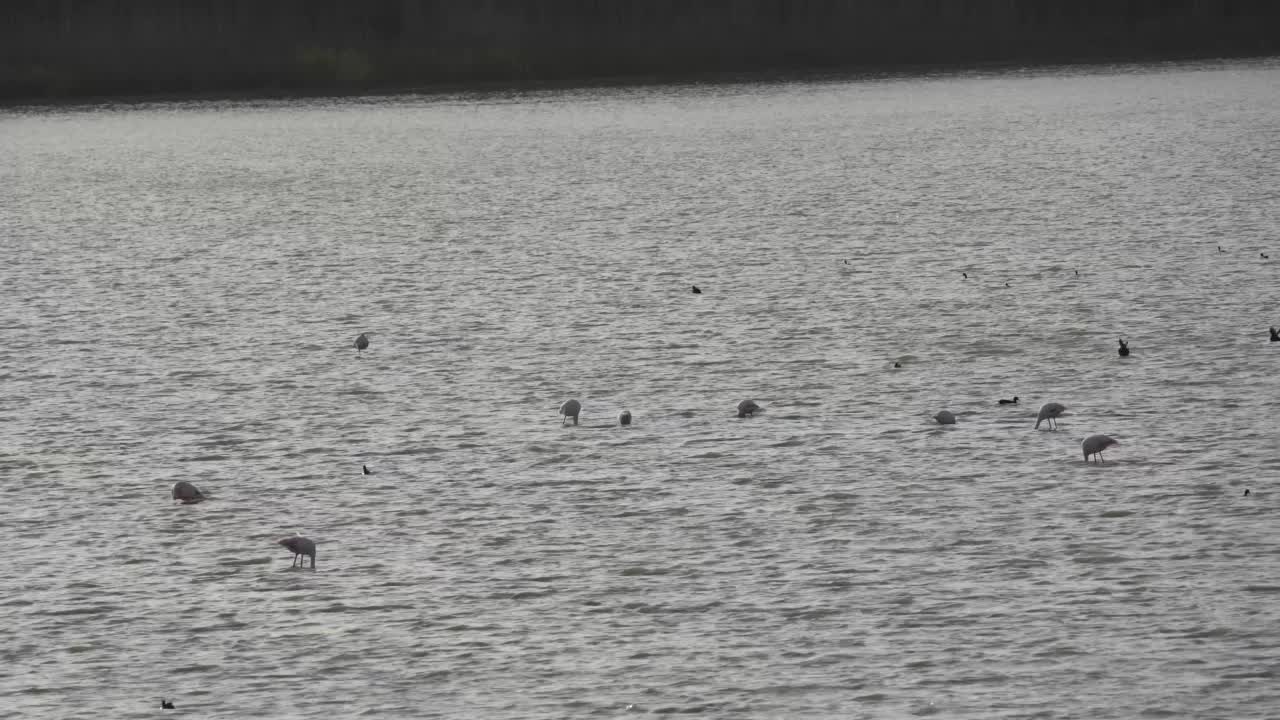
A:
4;0;1279;108
3;51;1275;111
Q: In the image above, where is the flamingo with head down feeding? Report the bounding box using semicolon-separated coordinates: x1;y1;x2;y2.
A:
278;535;316;569
1082;435;1120;463
1036;403;1066;431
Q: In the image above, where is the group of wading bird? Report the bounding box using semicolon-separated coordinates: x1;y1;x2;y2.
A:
164;334;382;571
930;339;1138;462
170;320;1280;574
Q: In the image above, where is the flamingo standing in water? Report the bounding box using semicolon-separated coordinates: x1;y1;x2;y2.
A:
1036;403;1066;430
278;536;317;569
1082;434;1120;463
559;399;582;425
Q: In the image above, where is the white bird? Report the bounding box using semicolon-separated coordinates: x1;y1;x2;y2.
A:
354;333;369;353
618;410;632;426
933;410;956;425
737;399;760;418
559;399;582;425
1036;403;1066;430
277;535;316;569
1082;434;1119;463
171;481;205;504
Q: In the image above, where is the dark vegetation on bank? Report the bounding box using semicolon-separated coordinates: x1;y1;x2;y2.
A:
2;0;1279;102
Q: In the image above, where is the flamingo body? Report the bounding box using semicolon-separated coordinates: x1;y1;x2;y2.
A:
559;399;582;425
278;535;317;569
171;481;205;504
1082;434;1120;463
1036;403;1066;430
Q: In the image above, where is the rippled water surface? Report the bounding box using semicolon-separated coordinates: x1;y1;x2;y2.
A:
3;59;1280;719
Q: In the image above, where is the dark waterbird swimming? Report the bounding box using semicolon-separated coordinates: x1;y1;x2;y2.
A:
691;285;702;294
998;396;1018;405
362;465;371;475
354;332;369;353
1118;338;1130;357
1263;253;1270;259
161;699;175;709
1270;327;1279;342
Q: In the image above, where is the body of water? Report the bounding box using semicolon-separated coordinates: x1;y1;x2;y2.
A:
2;59;1279;719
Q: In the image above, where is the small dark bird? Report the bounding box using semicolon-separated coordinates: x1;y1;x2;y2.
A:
1218;245;1225;253
1118;338;1130;357
362;465;371;475
962;272;968;279
893;362;901;368
354;332;369;353
1270;326;1279;342
1074;270;1079;276
843;260;849;265
998;396;1019;405
691;285;702;294
1244;488;1250;497
1263;253;1270;259
1004;282;1010;287
161;699;175;709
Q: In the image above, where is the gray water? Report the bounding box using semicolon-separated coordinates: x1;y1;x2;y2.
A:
3;58;1280;719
